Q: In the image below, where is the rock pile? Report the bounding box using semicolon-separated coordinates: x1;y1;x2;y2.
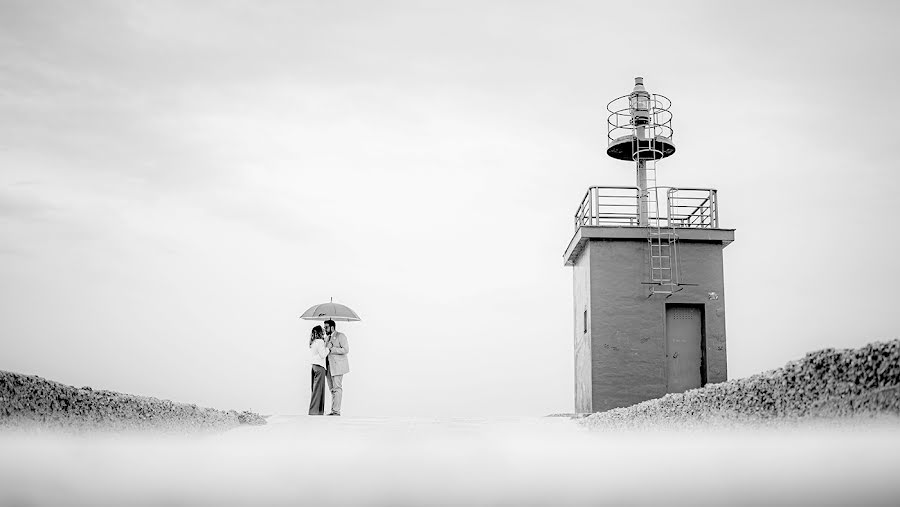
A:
582;339;900;430
0;370;266;433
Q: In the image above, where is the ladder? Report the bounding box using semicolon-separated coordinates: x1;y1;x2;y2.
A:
648;225;678;296
639;116;679;297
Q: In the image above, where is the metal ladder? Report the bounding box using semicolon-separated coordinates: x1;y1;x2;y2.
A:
648;224;678;296
641;119;679;297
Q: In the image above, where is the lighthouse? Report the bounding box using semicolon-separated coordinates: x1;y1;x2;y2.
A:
564;78;735;413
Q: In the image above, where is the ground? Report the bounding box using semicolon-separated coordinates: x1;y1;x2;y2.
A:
2;415;900;506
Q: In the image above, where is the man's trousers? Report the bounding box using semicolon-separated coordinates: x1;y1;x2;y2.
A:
325;362;343;415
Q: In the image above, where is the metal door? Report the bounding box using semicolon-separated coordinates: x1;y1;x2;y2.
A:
665;305;702;393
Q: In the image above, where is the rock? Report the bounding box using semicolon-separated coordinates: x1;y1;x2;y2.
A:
581;339;900;431
0;371;267;434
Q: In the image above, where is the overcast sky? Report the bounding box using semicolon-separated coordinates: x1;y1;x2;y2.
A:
2;0;899;416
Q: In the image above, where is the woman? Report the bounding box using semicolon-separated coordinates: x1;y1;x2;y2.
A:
308;325;330;415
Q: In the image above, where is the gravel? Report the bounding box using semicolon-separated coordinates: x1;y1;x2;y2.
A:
0;370;266;433
581;339;900;430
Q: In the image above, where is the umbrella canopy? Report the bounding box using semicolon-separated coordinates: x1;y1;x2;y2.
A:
300;300;361;322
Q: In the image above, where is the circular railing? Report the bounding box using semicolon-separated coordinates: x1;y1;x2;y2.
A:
606;93;674;144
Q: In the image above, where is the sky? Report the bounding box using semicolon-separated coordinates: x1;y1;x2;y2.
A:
2;0;899;417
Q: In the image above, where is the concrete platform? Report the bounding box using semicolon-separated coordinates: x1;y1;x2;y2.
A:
564;226;735;266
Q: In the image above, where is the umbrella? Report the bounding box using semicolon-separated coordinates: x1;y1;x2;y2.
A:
300;298;361;322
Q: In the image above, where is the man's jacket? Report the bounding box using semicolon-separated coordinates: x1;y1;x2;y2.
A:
326;331;350;375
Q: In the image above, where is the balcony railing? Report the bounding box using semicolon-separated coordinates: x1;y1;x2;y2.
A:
574;186;641;228
666;188;719;229
574;186;719;230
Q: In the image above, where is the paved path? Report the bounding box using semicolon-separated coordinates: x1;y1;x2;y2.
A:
2;416;900;506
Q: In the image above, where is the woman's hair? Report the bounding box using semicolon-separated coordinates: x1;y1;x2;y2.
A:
309;325;324;346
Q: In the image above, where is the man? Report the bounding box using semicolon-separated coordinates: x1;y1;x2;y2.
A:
323;319;349;416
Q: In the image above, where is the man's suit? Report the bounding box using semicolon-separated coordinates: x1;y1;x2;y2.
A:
325;331;349;415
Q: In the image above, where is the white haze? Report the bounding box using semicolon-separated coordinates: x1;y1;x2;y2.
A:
2;417;900;506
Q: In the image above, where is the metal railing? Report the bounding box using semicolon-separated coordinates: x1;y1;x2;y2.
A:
574;186;719;230
607;93;674;145
667;188;718;229
574;186;640;228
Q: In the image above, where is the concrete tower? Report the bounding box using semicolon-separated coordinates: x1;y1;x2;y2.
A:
564;78;735;413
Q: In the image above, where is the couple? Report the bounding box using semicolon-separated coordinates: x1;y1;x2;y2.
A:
308;319;349;416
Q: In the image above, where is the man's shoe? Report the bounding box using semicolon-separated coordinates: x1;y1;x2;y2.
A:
327;412;341;416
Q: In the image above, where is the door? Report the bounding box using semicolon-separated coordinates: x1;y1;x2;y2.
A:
665;305;703;393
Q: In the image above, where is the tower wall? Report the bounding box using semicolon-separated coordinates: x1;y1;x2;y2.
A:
571;233;730;413
572;245;593;413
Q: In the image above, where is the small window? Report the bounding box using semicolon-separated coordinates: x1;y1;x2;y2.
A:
583;309;588;334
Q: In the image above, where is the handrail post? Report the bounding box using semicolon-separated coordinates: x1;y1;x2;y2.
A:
711;189;718;228
668;188;676;229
